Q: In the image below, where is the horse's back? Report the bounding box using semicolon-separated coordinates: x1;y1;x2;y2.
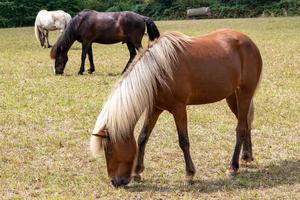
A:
160;30;262;106
36;10;71;30
37;10;48;15
187;29;262;86
36;10;48;20
74;10;145;44
36;10;53;26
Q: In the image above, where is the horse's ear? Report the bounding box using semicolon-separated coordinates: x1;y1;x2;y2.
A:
93;129;108;138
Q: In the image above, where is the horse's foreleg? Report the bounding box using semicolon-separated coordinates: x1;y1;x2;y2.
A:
78;42;90;75
132;107;162;181
173;104;196;185
87;45;95;74
122;43;136;74
227;90;253;177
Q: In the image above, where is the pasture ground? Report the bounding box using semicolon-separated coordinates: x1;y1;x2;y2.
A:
0;17;299;199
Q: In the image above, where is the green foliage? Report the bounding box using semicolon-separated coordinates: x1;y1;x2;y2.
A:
209;0;300;18
0;0;81;27
0;0;299;27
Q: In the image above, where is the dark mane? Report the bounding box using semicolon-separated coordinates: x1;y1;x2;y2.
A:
50;15;79;59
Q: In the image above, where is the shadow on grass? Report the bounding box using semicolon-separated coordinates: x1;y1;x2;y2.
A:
127;160;300;193
57;71;121;77
54;72;116;77
107;72;120;77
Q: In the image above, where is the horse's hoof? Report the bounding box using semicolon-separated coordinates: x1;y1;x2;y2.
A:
184;175;194;186
78;71;84;75
131;174;142;182
184;179;194;186
239;159;248;168
226;167;238;177
184;180;194;186
240;156;254;167
88;69;95;74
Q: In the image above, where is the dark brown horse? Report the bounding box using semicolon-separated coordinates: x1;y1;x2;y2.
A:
90;29;262;187
50;10;160;75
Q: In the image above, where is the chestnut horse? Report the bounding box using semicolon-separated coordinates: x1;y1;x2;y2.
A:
50;10;160;75
90;29;262;187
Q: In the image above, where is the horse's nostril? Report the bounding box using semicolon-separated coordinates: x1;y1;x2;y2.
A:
55;71;63;75
120;179;125;185
121;178;129;186
111;179;117;187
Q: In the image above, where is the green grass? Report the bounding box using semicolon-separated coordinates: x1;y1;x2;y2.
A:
1;17;300;199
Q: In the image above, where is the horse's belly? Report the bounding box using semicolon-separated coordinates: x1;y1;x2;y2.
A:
39;18;56;30
43;25;57;30
93;38;123;44
187;83;235;105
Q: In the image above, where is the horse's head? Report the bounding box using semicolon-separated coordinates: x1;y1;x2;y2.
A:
50;43;68;75
93;129;137;187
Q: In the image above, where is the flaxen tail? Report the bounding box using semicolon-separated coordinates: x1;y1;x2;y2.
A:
34;19;42;46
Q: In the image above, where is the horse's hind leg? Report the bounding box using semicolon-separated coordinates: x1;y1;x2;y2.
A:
132;107;162;181
38;28;45;48
87;44;95;74
227;89;254;176
226;93;238;118
45;31;51;48
241;99;254;165
122;42;137;74
173;104;196;185
226;93;254;168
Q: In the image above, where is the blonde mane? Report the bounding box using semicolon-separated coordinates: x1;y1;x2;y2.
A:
90;32;192;155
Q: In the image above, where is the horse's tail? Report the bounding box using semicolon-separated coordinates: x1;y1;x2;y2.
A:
34;18;41;45
144;17;160;41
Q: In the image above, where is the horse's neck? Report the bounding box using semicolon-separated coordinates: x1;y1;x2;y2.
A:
66;38;76;51
60;33;76;54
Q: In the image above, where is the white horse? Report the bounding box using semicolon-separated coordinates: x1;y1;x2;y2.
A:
34;10;71;48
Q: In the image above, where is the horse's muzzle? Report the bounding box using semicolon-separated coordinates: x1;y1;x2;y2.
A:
111;177;130;188
55;71;64;75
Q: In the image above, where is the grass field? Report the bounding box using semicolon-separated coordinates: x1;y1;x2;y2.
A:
0;17;299;199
